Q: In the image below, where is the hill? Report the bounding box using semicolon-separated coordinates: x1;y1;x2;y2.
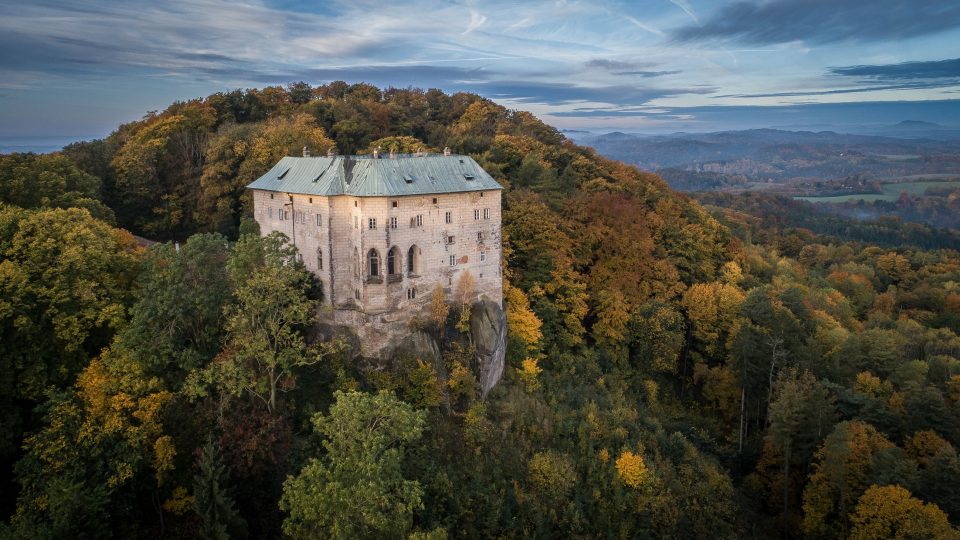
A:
3;83;960;538
580;128;960;187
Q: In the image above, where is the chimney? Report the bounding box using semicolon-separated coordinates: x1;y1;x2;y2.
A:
443;146;451;156
327;147;337;157
302;146;311;157
373;146;380;159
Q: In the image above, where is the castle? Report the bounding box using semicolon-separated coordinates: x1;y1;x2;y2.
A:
247;148;504;357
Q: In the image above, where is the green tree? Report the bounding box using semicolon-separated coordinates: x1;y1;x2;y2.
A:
193;437;247;539
280;390;427;539
189;232;330;414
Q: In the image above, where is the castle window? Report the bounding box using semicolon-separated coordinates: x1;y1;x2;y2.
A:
270;193;274;199
392;200;399;208
477;231;483;241
354;248;359;277
445;211;452;224
480;192;484;197
483;208;490;219
316;214;322;226
387;247;401;276
407;245;419;274
407;288;417;299
368;249;381;276
432;197;438;204
309;197;313;204
449;255;456;266
354;201;358;207
268;207;273;219
354;216;358;229
390;217;398;229
317;248;323;270
411;214;423;228
447;235;455;244
474;209;479;220
355;289;360;300
480;251;486;262
368;218;377;230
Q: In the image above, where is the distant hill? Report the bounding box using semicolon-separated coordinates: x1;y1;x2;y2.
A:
580;128;960;189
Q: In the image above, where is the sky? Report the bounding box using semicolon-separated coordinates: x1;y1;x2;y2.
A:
1;0;959;142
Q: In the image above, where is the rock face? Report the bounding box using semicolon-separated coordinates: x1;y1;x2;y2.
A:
388;330;441;367
470;300;507;397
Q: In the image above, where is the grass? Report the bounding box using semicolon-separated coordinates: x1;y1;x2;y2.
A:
795;179;960;203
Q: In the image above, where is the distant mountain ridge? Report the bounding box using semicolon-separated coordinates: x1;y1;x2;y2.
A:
578;127;960;188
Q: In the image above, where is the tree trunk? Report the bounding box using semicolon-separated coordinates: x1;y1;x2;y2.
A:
782;445;791;539
738;387;746;454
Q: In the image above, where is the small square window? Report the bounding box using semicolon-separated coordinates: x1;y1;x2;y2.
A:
432;197;438;204
447;235;455;244
392;201;399;208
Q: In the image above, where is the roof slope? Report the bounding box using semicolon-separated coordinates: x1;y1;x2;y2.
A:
246;154;502;197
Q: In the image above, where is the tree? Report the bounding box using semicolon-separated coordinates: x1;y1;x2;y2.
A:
193;437;247;540
849;485;956;540
280;391;426;539
0;206;139;457
429;284;450;337
191;232;331;414
802;421;896;538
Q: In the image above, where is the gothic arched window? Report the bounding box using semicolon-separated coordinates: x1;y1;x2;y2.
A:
368;249;381;277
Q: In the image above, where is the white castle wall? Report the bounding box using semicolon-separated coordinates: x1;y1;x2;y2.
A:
252;188;503;356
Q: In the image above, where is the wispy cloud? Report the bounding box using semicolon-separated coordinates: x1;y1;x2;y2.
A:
669;0;700;25
830;58;960;80
673;0;960;45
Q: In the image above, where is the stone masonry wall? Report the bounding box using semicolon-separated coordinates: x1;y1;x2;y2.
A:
252;188;503;356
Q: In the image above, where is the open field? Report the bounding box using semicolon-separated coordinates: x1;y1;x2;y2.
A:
795;179;960;203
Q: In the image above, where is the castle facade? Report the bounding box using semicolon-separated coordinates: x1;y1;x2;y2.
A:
247;149;503;355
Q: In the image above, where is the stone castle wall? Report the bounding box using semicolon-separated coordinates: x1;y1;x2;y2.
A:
252;188;503;356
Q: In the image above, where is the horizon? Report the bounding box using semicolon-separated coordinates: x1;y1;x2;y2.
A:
2;0;960;147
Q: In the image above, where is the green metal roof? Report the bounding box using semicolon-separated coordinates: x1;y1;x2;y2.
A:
246;154;502;197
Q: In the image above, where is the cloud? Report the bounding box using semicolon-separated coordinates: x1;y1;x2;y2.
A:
613;70;681;78
830;58;960;80
585;59;659;71
669;0;699;25
673;0;960;45
715;80;960;99
471;81;713;106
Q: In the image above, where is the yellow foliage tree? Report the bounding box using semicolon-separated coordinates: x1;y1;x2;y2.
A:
849;485;956;540
518;357;542;392
504;282;542;351
615;450;649;489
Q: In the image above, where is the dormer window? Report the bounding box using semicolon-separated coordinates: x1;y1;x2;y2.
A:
277;168;290;179
403;174;414;184
463;173;474;180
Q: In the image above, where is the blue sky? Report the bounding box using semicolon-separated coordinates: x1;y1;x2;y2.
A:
1;0;959;140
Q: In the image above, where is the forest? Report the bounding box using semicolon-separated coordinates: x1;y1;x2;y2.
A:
2;81;960;539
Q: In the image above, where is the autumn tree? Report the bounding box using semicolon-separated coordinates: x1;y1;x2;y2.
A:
849;485;956;540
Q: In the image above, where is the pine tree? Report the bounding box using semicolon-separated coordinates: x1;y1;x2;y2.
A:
193;438;246;540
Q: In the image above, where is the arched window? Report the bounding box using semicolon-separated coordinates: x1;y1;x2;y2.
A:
407;245;418;274
387;246;401;275
368;249;381;277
